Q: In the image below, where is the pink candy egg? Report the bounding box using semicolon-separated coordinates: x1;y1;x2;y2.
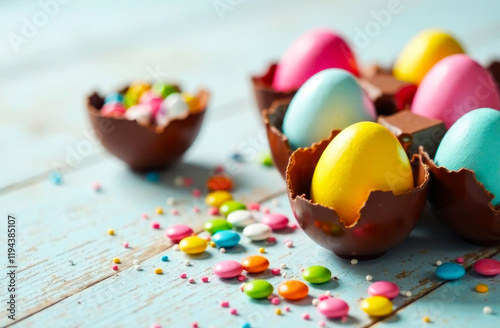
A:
165;224;193;242
261;213;289;230
272;29;359;92
473;259;500;276
367;281;400;299
412;54;500;128
317;298;349;318
140;91;163;116
213;260;244;278
101;102;126;117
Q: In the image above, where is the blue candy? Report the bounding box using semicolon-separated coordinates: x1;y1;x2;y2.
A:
105;92;124;104
435;263;465;280
146;172;160;183
161;255;169;262
212;230;240;248
49;172;62;185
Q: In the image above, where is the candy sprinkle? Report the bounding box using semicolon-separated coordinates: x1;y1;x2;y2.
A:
135;265;142;271
113;258;121;264
275;308;282;315
302;313;310;320
435;260;442;266
192;189;202;198
285;241;293;248
423;316;431;323
123;242;129;248
242;322;251;328
184;260;191;266
155;207;164;215
170;208;179;215
476;284;489;293
151;222;160;229
483;306;492;314
189;278;195;284
366;275;373;281
161;255;169;262
319;320;326;327
108;229;115;236
220;301;229;308
220;248;226;254
284;306;290;312
259;248;266;254
133;260;140;265
230;308;238;315
180;273;187;279
271;297;281;305
141;213;148;219
456;257;464;264
201;276;209;283
280;263;287;269
351;259;358;265
174;176;184;186
112;265;118;271
191;322;198;328
312;299;320;306
155;268;163;274
166;197;176;205
325;291;332;297
49;172;62;185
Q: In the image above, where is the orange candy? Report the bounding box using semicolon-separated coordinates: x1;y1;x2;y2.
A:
242;255;270;273
278;280;309;300
207;175;233;191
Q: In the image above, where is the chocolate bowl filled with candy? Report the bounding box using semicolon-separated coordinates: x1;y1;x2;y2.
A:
286;122;430;259
87;82;209;171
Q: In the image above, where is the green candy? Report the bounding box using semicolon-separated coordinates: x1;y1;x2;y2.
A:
244;280;273;299
258;152;273;167
220;201;246;217
152;82;177;99
302;265;332;284
204;218;232;234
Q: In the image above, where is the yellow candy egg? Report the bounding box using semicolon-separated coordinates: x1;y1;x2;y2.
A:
361;296;393;317
310;122;413;226
393;29;464;85
178;236;207;254
205;191;233;208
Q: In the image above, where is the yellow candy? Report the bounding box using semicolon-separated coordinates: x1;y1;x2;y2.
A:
179;236;208;254
108;229;115;236
112;258;120;264
393;29;464;85
124;81;151;108
154;268;163;274
275;308;281;315
155;207;164;215
259;248;265;254
209;241;216;248
475;284;488;293
423;316;431;323
205;191;233;208
182;92;201;113
311;122;413;226
361;296;393;317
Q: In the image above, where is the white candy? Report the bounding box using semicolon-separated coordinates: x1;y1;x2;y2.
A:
227;210;256;228
325;291;332;297
312;299;320;306
135;265;142;271
243;223;272;241
125;104;151;126
166;197;176;206
155;106;169;128
220;248;226;254
435;260;442;266
351;259;358;265
366;275;373;281
280;263;287;269
184;260;191;266
133;260;140;265
161;93;189;120
483;306;492;314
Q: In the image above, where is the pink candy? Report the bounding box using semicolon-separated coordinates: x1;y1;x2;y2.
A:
201;276;209;283
229;308;238;315
318;295;329;301
192;189;202;198
456;257;464;264
112;265;118;271
302;313;310;320
180;273;187;279
220;301;229;308
271;268;281;275
208;208;219;216
238;275;247;282
367;281;400;299
261;213;289;230
248;202;261;211
271;297;281;305
317;298;349;319
473;258;500;276
213;260;244;278
123;242;129;248
151;222;160;229
170;209;179;215
165;224;193;242
101;102;126;117
140;91;163;116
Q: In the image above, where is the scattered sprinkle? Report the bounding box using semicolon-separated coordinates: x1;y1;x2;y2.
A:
366;275;373;281
173;245;180;251
146;172;160;183
174;176;184;186
272;199;280;206
351;259;358;265
108;229;115;236
123;242;129;248
141;213;148;219
151;323;161;328
161;255;169;262
133;260;140;265
183;177;193;187
405;291;412;297
288;223;298;229
312;299;320;306
91;181;101;191
151;222;160;229
112;265;118;271
302;313;310;320
259;248;266;253
184;260;191;266
247;202;260;211
135;265;142;271
155;268;163;274
189;278;195;284
476;284;489;293
271;297;281;305
201;276;209;283
209;241;216;247
483;306;493;314
170;208;179;215
423;316;431;323
284;306;290;312
325;291;332;297
318;295;329;301
285;241;293;248
166;197;175;205
113;258;121;264
191;322;198;328
230;308;238;315
208;208;219;216
192;206;200;213
220;248;226;254
456;257;464;264
192;189;202;198
239;283;246;291
258;152;273;167
275;308;281;315
280;263;287;269
220;301;229;308
319;320;326;327
49;172;62;185
180;273;187;279
435;260;442;266
238;275;247;282
68;260;75;266
155;207;164;215
242;322;250;328
268;236;277;243
271;268;281;275
282;272;287;278
262;206;270;214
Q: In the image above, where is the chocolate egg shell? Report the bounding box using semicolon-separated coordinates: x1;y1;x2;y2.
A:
87;88;209;171
421;148;500;245
262;99;337;180
286;139;430;259
251;63;297;115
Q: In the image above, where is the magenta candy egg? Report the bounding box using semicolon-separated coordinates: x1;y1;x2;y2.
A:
101;102;126;117
412;54;500;128
213;260;244;278
140;91;163;116
165;224;193;242
367;281;400;299
261;213;289;230
317;298;349;318
272;29;359;92
473;259;500;276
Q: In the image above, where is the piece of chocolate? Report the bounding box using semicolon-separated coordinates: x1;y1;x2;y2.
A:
286;136;430;260
421;148;500;246
251;63;297;115
378;110;446;158
86;88;209;171
360;65;417;116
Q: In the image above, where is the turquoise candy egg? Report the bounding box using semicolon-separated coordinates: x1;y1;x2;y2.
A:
435;108;500;206
282;68;375;150
212;230;241;248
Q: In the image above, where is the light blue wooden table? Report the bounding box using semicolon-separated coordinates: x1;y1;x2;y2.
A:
0;1;498;327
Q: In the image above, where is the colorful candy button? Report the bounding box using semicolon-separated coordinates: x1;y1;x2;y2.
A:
244;280;274;299
473;259;500;276
139;91;163;116
152;82;177;99
204;218;232;235
213;260;243;278
278;280;309;300
368;281;400;299
227;210;256;228
207;175;233;191
212;230;241;248
104;92;124;104
475;284;489;293
317;298;349;318
178;236;207;254
101;102;126;117
242;255;270;273
182;92;201;113
220;200;246;217
124;81;151;108
435;262;465;280
361;296;393;317
165;224;193;243
261;213;289;230
302;265;332;284
243;223;272;241
205;191;233;208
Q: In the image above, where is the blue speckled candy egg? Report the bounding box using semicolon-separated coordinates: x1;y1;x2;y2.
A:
212;230;241;248
435;262;465;280
282;68;375;150
435;108;500;206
